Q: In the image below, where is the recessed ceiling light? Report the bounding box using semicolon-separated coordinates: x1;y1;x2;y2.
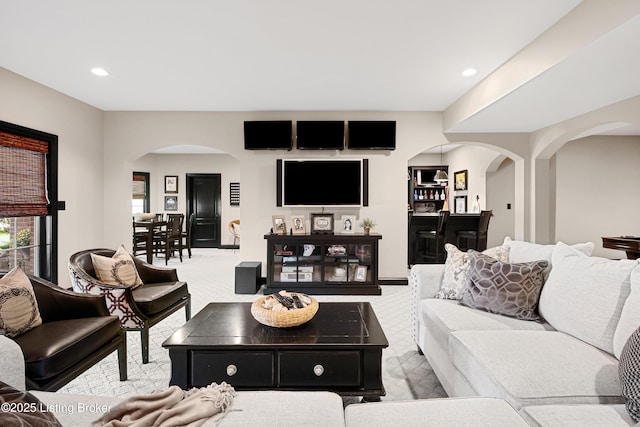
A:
462;68;477;77
91;67;109;77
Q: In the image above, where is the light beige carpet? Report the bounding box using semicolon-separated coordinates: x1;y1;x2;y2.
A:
59;249;446;402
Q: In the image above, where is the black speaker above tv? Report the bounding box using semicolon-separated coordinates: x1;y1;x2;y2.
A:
296;121;345;150
244;121;293;150
347;121;396;150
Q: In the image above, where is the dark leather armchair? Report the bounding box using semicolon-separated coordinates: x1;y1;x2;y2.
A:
68;249;191;363
0;272;127;391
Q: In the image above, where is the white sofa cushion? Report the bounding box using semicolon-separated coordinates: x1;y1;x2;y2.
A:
449;330;623;408
345;397;529;427
614;266;640;359
539;243;638;355
33;390;346;427
506;237;595;280
420;299;552;355
521;404;635;427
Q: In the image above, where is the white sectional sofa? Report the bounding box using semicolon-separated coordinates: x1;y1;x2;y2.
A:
409;239;639;425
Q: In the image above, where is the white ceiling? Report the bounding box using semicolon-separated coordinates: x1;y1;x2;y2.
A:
1;0;639;135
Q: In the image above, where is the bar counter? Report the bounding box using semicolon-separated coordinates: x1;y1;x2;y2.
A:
408;212;481;265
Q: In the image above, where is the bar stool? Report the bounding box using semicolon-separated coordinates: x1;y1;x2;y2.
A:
456;210;492;251
416;210;450;263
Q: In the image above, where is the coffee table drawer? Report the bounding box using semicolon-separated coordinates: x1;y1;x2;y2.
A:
278;351;361;387
191;351;274;387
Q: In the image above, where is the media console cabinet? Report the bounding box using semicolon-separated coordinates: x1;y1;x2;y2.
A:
264;233;382;295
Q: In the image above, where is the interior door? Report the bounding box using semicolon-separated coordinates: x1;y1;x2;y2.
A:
186;174;221;248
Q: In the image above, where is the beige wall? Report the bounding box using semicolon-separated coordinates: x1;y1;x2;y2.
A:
104;111;449;279
4;66;640;285
0;68;104;286
555;135;640;257
133;153;241;246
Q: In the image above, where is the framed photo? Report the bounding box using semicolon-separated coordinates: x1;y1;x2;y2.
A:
291;215;306;235
272;215;287;235
354;265;368;282
311;213;334;234
164;195;178;211
454;170;468;191
341;215;356;234
455;195;467;214
164;175;178;193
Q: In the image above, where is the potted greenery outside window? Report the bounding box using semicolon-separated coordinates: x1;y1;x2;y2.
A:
16;228;31;259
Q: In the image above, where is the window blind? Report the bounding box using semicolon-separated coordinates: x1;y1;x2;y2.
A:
133;173;146;199
0;131;49;217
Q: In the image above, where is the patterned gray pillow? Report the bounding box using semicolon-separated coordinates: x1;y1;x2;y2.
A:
620;326;640;422
460;250;549;321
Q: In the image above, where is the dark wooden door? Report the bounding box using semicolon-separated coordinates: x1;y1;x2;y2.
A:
186;174;221;248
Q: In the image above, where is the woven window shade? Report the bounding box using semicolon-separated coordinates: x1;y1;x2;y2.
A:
0;131;49;217
132;173;147;199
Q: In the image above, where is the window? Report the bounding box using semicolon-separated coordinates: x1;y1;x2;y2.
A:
0;121;58;282
132;172;150;214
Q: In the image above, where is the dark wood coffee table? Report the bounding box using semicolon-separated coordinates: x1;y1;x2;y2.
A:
162;301;389;400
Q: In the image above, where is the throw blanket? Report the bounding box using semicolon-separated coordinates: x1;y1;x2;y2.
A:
93;382;235;427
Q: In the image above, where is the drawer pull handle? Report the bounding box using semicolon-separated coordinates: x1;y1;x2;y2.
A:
226;364;237;376
313;364;324;376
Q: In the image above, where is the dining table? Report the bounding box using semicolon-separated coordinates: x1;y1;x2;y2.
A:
133;219;167;264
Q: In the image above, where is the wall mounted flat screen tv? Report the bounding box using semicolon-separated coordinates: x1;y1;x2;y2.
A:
244;121;293;150
347;121;396;150
277;159;368;207
296;121;345;150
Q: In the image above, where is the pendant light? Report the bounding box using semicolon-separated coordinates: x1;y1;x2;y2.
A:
434;146;448;183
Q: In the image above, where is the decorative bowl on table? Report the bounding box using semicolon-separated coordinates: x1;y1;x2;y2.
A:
251;291;318;328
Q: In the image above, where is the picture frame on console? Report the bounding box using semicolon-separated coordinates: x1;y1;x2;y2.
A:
341;215;356;234
291;215;306;235
355;265;368;282
272;215;287;235
311;213;334;234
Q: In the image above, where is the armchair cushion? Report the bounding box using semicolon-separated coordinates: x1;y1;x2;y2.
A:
0;265;42;338
132;281;189;315
90;244;143;288
14;317;121;381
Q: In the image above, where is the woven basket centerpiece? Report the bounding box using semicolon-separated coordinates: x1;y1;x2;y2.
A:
251;291;318;328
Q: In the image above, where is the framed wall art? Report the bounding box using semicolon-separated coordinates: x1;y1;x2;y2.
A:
164;195;178;211
311;213;334;234
454;170;468;191
165;175;178;193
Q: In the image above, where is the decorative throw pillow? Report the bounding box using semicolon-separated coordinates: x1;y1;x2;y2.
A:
90;244;143;288
436;238;510;300
0;266;42;338
506;237;595;280
0;380;62;426
459;250;548;321
620;326;640;422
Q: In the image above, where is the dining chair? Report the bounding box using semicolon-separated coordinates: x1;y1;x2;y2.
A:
156;214;184;264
